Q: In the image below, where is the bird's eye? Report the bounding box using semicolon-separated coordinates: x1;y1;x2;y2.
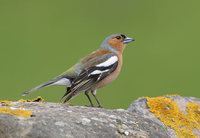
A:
116;36;121;39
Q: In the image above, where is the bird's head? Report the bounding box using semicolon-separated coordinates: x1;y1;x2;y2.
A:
100;34;135;53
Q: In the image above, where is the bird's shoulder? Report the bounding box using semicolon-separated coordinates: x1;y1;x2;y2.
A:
81;49;117;68
81;49;111;62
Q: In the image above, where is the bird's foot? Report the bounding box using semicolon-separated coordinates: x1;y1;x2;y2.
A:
97;105;103;108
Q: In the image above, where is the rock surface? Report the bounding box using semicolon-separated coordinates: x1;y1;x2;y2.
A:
128;96;200;138
0;96;199;138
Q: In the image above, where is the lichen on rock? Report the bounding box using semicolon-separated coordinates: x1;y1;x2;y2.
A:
186;102;200;129
0;107;32;117
0;96;44;118
146;96;200;138
0;95;199;138
0;100;14;106
18;96;44;102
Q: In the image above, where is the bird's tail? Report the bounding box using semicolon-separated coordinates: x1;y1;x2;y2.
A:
22;81;55;96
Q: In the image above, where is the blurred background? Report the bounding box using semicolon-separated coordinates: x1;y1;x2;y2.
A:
0;0;200;109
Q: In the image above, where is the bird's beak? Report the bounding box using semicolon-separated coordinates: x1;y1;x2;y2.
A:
123;37;135;44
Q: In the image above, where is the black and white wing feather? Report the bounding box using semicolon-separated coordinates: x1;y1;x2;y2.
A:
62;54;118;103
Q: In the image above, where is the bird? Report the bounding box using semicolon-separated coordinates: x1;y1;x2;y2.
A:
22;34;135;108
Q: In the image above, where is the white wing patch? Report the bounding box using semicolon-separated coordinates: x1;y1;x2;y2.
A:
90;69;110;81
96;56;118;67
51;78;71;86
91;69;109;75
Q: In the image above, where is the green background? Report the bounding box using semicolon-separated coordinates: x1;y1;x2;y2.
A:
0;0;199;109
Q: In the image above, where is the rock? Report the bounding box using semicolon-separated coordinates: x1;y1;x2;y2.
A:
128;96;200;138
0;96;199;138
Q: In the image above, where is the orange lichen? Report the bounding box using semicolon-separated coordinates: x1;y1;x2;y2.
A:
38;104;43;106
139;94;180;100
0;100;15;106
18;96;44;102
0;97;43;117
0;100;11;104
0;107;32;117
19;105;24;108
146;96;200;138
186;102;200;129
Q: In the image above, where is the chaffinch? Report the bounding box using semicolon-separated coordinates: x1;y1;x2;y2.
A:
23;34;135;108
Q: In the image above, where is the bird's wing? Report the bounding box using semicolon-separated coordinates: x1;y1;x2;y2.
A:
62;53;118;103
22;49;113;96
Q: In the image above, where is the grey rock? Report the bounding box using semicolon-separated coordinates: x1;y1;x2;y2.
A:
0;96;199;138
128;96;200;138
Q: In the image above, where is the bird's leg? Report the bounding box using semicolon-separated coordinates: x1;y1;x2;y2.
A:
85;91;94;107
91;90;103;108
